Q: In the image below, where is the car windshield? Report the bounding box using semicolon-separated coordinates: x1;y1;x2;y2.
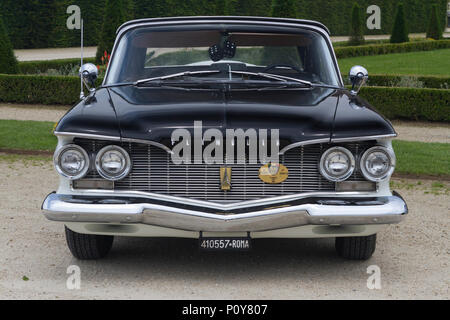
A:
105;25;340;87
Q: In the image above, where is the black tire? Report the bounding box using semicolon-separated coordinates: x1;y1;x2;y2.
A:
65;226;114;260
335;234;377;260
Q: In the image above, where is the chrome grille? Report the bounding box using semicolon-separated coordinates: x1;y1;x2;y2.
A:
76;139;371;201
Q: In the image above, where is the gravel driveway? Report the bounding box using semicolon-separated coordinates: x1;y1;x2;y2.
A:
0;156;448;299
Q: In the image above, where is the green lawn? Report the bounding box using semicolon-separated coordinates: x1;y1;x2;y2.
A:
0;120;448;178
393;140;450;177
0;120;56;151
338;49;450;76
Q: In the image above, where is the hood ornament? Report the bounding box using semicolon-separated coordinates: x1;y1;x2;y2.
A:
220;167;232;191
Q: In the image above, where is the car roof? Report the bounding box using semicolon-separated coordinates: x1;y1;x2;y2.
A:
117;16;330;35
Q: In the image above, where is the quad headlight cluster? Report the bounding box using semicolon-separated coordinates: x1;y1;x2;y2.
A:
54;144;131;181
319;145;395;183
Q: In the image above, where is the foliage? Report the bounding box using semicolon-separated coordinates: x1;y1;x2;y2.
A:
335;40;450;59
348;3;365;46
272;0;298;18
0;14;18;74
426;4;443;40
390;3;409;43
364;74;450;89
0;1;448;48
358;86;450;122
96;0;132;63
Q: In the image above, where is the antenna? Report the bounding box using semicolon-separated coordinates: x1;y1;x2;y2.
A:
80;18;84;100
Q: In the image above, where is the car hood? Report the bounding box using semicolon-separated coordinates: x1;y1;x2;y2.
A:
56;86;396;149
107;86;340;150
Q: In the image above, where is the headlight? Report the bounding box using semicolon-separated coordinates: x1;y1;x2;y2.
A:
54;144;90;180
95;145;131;181
319;147;355;182
360;146;395;182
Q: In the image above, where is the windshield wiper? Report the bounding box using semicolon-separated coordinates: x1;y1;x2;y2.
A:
230;71;341;90
230;71;313;87
135;70;221;86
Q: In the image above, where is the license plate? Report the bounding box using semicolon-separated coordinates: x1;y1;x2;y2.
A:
199;237;252;251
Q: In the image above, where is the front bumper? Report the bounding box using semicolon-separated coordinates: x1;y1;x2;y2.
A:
42;192;408;232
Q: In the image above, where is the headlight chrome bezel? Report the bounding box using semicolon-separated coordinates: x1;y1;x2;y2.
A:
360;146;396;182
95;145;132;181
54;144;90;180
319;146;356;182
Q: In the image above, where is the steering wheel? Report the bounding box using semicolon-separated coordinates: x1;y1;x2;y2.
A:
263;64;303;74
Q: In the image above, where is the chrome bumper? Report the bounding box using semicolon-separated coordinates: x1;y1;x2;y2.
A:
42;192;408;232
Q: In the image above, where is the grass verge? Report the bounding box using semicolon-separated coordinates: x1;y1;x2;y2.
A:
338;48;450;76
393;140;450;177
0;120;56;151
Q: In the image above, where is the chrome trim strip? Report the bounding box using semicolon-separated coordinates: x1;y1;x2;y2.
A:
42;193;407;232
331;134;397;143
53;132;173;154
67;188;381;211
279;138;330;154
54;131;121;141
121;138;173;154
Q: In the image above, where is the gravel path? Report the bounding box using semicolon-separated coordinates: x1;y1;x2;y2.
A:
1;104;449;144
392;121;450;144
0;104;70;123
0;156;448;299
14;47;97;62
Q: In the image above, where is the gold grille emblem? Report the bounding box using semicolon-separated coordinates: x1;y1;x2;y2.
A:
259;163;289;184
220;167;232;191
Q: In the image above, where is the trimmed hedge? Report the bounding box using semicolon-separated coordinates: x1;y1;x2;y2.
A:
343;74;450;89
335;40;450;59
18;58;96;74
0;75;82;105
358;87;450;122
0;74;448;123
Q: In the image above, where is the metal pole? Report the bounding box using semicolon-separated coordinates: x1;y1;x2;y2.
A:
80;19;84;99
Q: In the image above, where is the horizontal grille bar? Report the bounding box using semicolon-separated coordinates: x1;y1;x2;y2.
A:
75;139;371;202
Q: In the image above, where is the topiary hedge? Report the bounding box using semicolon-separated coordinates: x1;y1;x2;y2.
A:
0;74;448;122
335;39;450;59
358;86;450;122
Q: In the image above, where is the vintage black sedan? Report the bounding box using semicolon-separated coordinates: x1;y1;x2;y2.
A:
42;16;407;260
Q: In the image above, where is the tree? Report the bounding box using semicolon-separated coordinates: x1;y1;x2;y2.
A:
348;3;365;45
426;4;443;40
272;0;297;19
215;0;228;15
390;3;409;43
96;0;130;63
0;13;19;74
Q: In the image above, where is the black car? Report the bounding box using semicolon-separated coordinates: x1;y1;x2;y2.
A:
42;16;407;260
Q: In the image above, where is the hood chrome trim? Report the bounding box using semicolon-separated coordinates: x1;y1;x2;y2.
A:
331;134;397;143
54;132;173;154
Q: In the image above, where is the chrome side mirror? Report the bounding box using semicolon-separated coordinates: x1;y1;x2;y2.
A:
79;63;98;97
349;65;368;96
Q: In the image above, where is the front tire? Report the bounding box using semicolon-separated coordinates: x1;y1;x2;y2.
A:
335;234;377;260
65;226;114;260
